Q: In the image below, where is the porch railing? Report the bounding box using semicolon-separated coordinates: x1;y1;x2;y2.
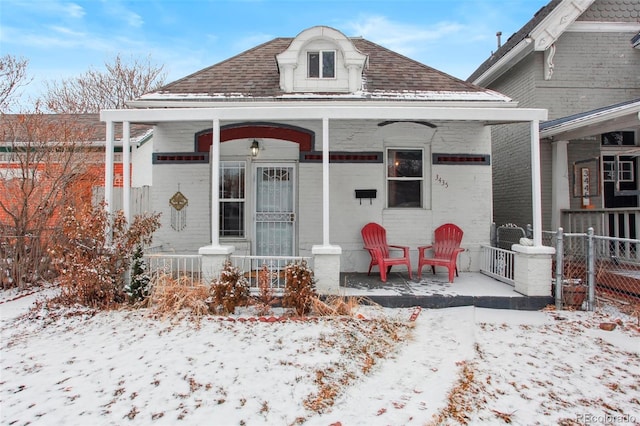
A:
561;208;640;238
230;255;311;292
145;254;202;284
479;244;515;286
143;253;310;291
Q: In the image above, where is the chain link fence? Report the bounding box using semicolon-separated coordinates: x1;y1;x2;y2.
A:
544;228;640;321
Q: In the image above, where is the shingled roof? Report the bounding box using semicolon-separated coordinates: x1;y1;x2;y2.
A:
467;0;561;83
142;37;502;102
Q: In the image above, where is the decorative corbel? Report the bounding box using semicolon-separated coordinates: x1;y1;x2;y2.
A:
544;43;556;81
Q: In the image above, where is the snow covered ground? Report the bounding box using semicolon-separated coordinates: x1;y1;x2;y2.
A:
1;288;638;425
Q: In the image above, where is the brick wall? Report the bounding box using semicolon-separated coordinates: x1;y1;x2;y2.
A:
484;7;640;231
146;119;493;272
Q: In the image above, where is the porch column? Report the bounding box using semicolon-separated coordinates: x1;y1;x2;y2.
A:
210;117;221;248
199;117;234;284
511;119;554;297
122;121;131;224
312;117;341;294
104;120;115;217
531;120;543;246
321;117;330;246
551;140;570;230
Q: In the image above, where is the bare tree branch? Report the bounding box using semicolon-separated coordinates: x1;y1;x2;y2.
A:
42;53;166;113
0;55;31;113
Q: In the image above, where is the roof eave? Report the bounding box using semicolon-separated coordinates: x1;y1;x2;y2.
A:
128;91;513;109
472;0;596;86
540;103;640;140
101;104;546;125
632;31;640;49
528;0;595;51
472;38;534;87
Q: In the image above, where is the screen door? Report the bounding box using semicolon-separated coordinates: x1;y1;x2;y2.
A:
254;164;296;257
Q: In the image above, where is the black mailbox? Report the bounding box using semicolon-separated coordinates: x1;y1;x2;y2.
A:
355;189;377;204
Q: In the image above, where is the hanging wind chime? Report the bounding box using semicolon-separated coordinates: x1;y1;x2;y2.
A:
169;187;188;231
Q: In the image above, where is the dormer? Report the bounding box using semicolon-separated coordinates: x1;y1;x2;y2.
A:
276;26;368;93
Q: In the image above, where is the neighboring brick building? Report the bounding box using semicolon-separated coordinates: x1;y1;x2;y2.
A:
0;113;151;227
468;0;640;235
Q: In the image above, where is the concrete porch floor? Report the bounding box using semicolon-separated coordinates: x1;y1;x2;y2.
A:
338;271;553;310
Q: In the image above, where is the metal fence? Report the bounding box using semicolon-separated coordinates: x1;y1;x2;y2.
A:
495;223;527;250
545;228;640;318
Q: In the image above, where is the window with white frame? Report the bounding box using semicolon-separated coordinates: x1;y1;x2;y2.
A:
219;161;246;237
386;149;423;208
307;51;335;78
603;158;634;183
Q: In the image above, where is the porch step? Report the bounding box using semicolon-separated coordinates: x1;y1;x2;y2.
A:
363;294;553;311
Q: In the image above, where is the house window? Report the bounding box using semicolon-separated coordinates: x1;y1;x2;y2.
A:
307;51;335;78
603;159;634;183
219;161;245;237
601;131;636;146
387;149;423;208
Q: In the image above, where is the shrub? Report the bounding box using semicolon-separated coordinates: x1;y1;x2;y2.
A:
210;260;250;315
251;263;279;316
282;260;317;316
49;203;160;309
125;245;151;303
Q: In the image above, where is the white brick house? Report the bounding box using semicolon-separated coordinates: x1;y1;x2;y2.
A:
101;26;547;292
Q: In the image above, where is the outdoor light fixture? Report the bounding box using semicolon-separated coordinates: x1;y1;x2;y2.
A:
250;139;260;157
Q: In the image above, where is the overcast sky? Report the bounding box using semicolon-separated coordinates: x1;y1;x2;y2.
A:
1;0;549;102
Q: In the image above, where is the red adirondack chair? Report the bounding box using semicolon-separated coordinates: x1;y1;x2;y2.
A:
361;222;412;282
418;223;464;283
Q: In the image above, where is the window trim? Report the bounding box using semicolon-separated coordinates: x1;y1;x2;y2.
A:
385;148;424;208
307;50;336;79
603;159;634;183
219;160;247;238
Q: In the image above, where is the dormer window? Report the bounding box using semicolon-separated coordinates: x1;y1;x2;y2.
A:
308;51;335;78
276;26;367;93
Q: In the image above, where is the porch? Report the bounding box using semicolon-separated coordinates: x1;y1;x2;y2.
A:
339;271;552;310
142;251;551;310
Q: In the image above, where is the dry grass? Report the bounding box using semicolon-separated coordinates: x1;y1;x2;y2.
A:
148;274;209;319
311;295;373;317
428;360;482;425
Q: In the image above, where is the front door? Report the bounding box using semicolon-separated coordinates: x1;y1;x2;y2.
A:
253;164;296;257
